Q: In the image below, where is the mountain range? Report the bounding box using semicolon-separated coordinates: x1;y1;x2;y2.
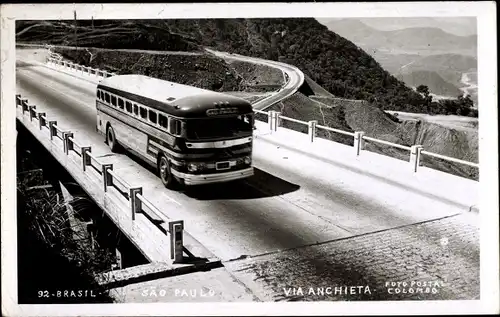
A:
319;18;477;102
321;18;477;56
318;17;477;36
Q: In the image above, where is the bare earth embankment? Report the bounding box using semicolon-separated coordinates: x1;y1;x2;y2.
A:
53;47;281;100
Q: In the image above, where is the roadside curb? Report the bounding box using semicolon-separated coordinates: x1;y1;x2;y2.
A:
95;259;223;290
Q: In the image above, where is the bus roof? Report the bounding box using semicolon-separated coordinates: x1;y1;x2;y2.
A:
97;75;253;118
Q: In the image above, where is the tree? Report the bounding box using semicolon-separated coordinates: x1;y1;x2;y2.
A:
416;85;430;97
458;94;474;110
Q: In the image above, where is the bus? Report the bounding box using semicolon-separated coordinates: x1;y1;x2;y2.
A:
95;74;254;189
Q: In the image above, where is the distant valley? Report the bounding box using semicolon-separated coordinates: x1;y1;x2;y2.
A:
396;70;462;98
320;18;478;107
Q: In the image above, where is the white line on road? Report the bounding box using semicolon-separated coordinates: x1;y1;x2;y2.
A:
161;192;182;206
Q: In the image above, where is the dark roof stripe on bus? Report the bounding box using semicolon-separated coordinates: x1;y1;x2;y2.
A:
97;75;253;118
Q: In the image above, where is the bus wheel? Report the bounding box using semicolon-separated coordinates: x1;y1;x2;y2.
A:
107;125;119;153
158;155;175;189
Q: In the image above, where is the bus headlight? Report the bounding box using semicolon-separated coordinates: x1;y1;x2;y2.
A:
187;162;205;172
243;156;251;165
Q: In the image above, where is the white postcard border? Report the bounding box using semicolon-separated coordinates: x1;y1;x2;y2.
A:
1;2;498;316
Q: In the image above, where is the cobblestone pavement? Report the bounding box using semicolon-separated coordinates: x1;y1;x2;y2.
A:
224;213;479;301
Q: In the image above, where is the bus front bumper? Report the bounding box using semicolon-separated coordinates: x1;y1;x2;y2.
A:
174;167;254;186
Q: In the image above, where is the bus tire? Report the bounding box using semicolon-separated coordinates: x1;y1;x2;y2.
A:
158;154;176;189
106;125;119;153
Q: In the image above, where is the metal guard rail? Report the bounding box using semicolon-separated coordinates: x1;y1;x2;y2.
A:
362;135;412;151
16;93;186;262
261;110;478;173
47;56;117;78
421;150;479;168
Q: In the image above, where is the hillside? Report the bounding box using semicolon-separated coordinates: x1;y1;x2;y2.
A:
17;18;439;115
54;47;242;92
399;54;478;105
370;51;477;83
401;54;477;78
396;70;462;97
52;46;287;95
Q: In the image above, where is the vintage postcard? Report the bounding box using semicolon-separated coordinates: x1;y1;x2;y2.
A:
1;2;498;316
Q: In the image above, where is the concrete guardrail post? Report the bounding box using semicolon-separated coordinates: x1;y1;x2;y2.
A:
28;105;36;121
32;106;38;119
62;132;68;153
410;145;423;172
267;111;280;132
102;164;113;192
129;187;143;221
308;120;318;143
169;220;184;263
273;111;281;132
21;99;29;113
354;131;365;156
48;121;57;140
37;113;46;130
81;147;92;171
64;132;74;154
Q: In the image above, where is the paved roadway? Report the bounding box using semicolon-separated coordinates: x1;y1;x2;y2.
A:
205;48;304;110
16;48;479;300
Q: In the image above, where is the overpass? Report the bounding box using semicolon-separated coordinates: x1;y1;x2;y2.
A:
14;46;479;299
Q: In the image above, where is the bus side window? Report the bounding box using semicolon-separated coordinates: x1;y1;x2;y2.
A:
125;101;132;113
133;104;139;115
140;107;147;119
105;93;110;103
118;98;124;110
149;110;157;124
96;90;100;98
111;95;117;107
158;114;168;129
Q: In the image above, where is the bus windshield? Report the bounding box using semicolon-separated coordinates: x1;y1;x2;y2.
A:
186;114;253;140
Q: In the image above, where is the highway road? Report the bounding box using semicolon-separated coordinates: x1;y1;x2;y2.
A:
15;48;479;300
17;44;304;112
205;48;304;110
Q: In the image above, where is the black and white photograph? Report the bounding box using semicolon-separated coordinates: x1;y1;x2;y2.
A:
1;2;498;316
